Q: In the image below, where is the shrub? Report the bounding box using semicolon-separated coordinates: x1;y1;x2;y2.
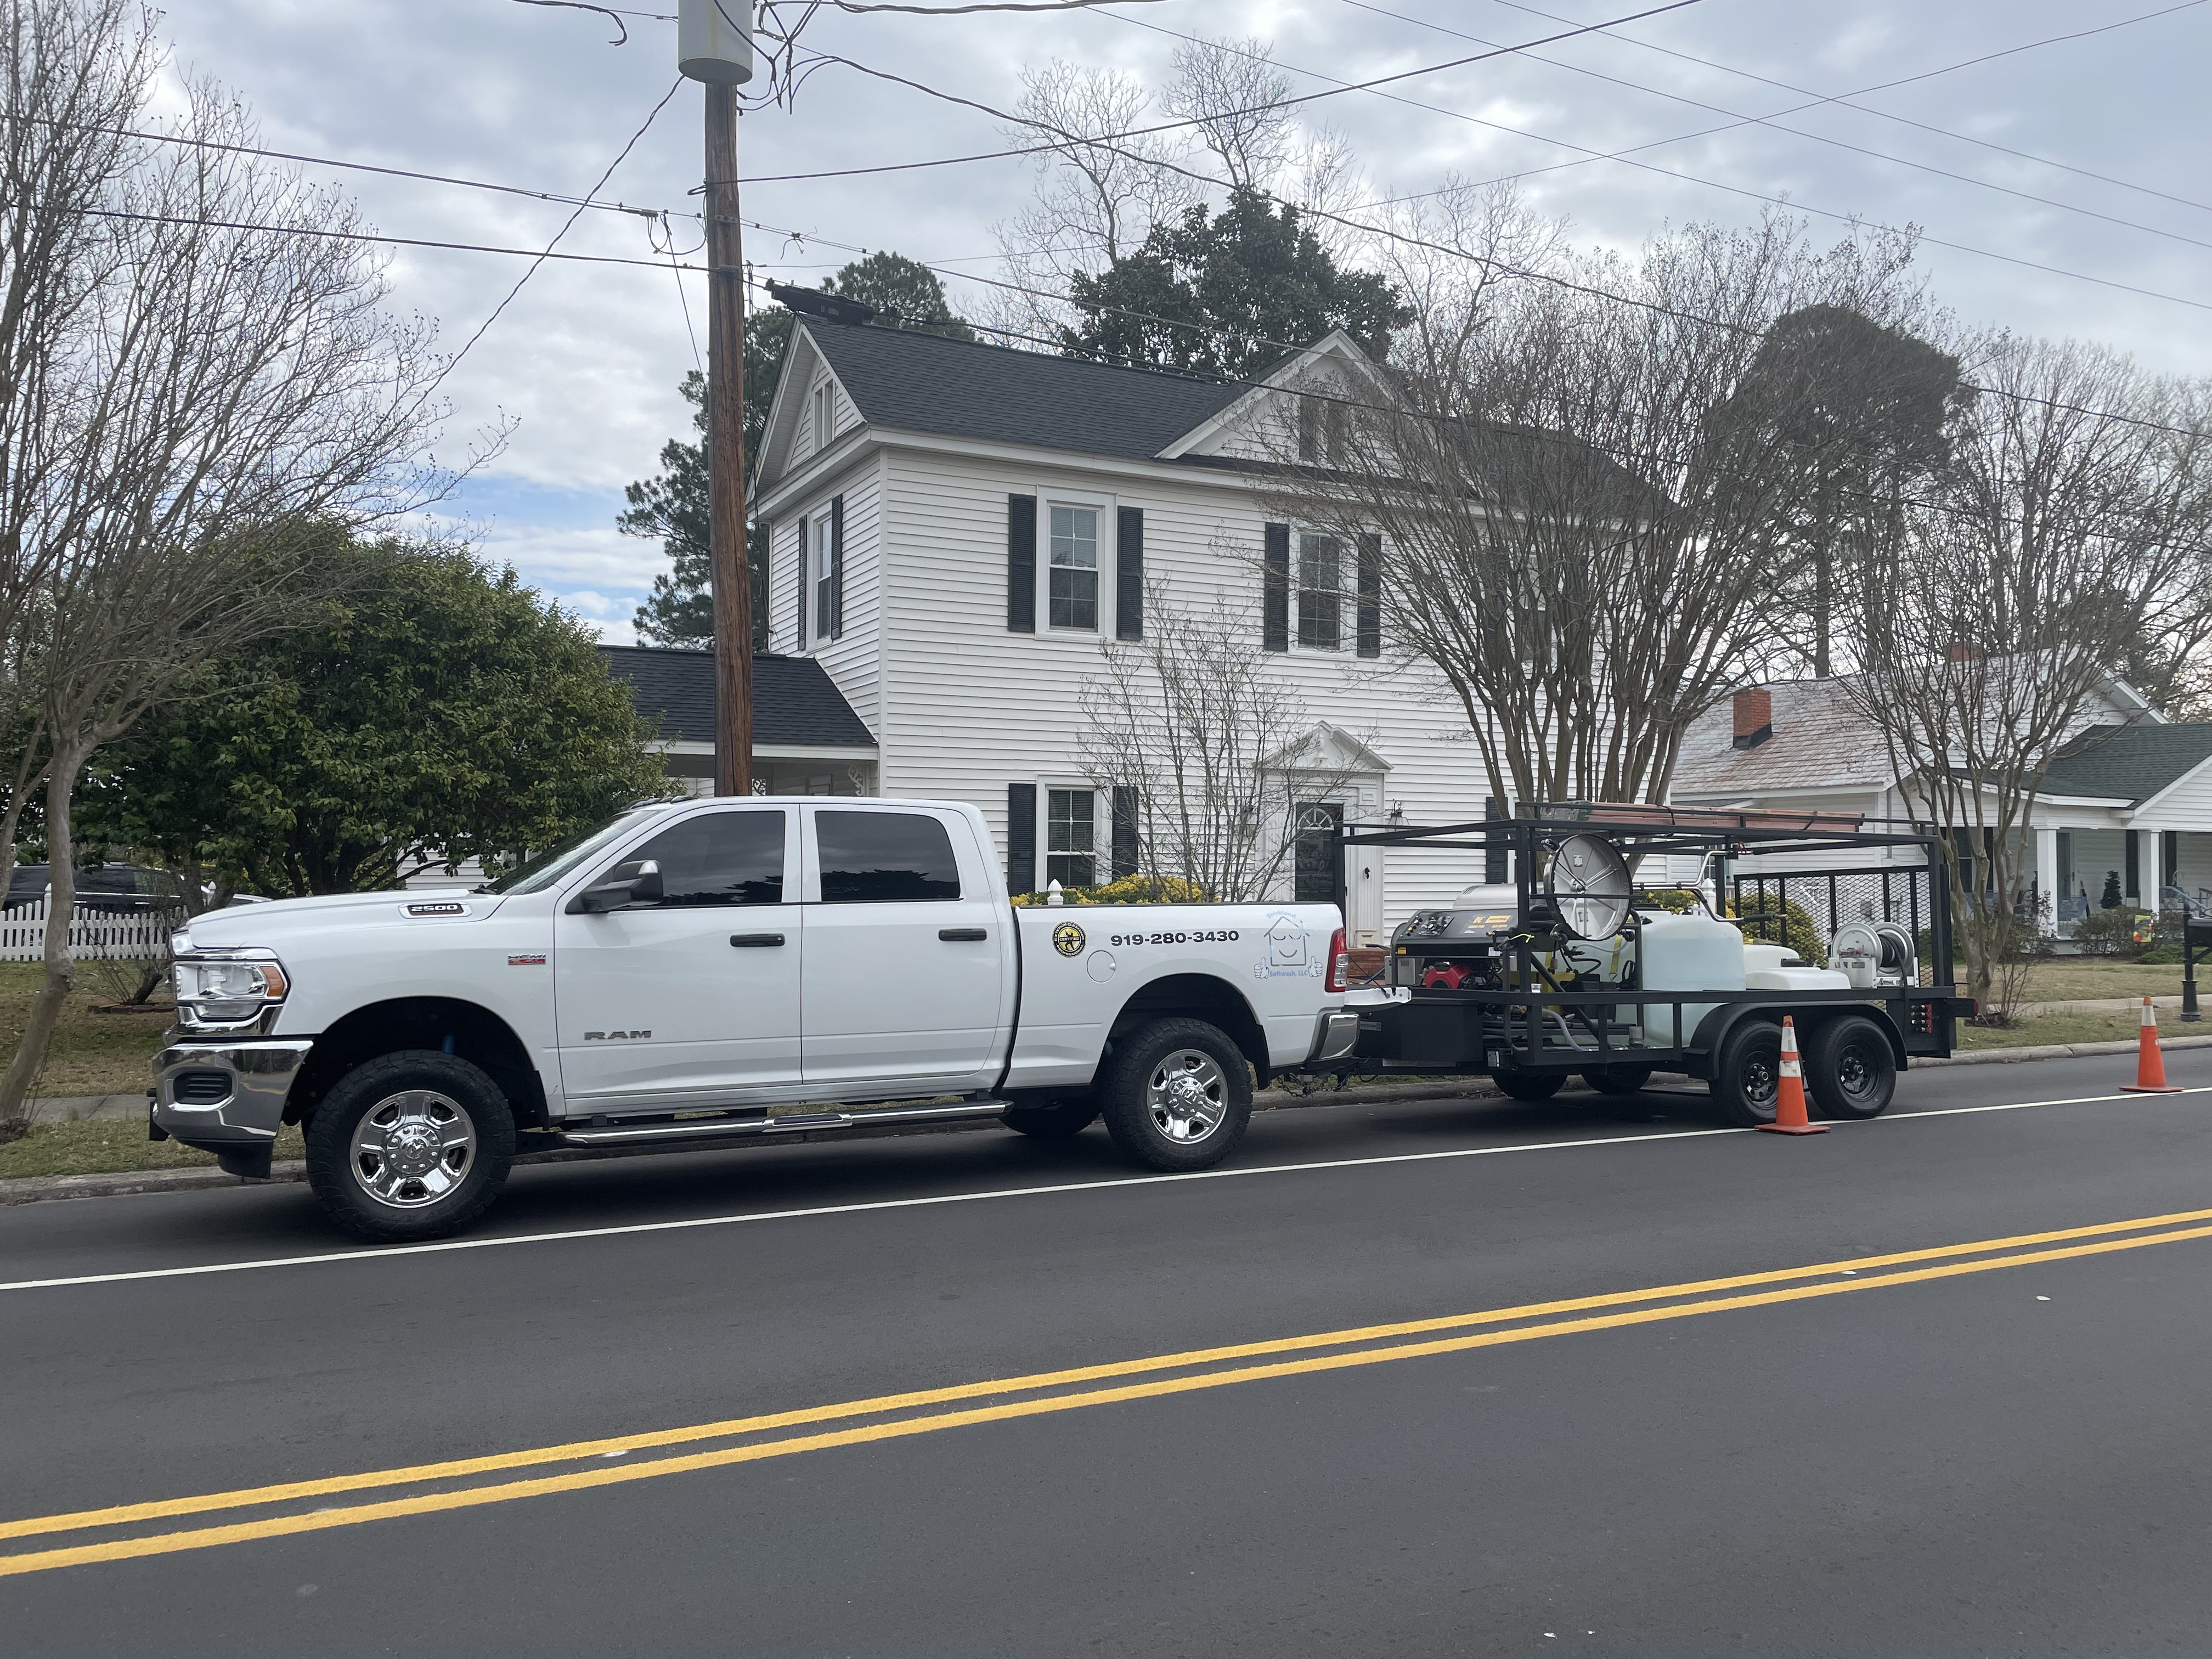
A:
2072;907;2147;957
1012;873;1208;907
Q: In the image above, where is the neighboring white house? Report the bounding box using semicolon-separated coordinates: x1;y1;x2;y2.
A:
1669;675;2212;928
610;315;1534;944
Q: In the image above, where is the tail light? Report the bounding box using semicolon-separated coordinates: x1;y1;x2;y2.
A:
1325;927;1348;992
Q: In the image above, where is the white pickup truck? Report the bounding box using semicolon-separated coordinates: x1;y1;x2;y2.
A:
150;797;1359;1239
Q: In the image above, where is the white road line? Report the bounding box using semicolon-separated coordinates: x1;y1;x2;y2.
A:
3;1085;2202;1295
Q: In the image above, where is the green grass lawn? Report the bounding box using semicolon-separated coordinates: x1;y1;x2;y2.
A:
2016;960;2192;1004
0;961;173;1100
0;1119;304;1181
1954;1005;2204;1050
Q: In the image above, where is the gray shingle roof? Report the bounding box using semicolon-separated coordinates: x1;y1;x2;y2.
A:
598;647;875;748
802;319;1248;461
1670;678;1892;797
2039;723;2212;804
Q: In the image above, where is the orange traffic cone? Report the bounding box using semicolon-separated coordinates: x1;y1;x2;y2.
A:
1759;1015;1828;1135
2120;996;2182;1093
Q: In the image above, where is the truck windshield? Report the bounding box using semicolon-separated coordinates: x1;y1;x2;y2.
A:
480;807;667;895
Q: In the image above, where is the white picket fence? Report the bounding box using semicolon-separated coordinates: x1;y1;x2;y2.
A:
0;898;172;962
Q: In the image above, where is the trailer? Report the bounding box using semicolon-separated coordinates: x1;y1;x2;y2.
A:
1332;804;1978;1125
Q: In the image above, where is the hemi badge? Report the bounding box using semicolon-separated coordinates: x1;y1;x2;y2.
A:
508;954;546;966
407;901;466;917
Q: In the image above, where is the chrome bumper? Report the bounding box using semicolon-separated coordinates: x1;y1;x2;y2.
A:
1307;1009;1361;1065
150;1039;314;1157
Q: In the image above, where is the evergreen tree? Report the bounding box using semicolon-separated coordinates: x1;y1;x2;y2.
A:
1060;189;1411;380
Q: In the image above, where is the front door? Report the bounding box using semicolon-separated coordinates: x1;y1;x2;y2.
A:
800;805;1007;1096
554;805;802;1112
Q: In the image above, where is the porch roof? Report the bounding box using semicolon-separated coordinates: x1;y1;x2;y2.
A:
2039;723;2212;806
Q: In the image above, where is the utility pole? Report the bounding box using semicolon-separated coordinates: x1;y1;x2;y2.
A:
680;1;754;795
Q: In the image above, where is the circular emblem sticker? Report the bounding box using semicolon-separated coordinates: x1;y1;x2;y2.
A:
1052;921;1087;957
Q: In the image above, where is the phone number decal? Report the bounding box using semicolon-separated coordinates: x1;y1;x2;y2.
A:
1108;929;1242;947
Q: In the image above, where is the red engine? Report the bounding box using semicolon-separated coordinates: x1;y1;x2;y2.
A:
1420;961;1481;991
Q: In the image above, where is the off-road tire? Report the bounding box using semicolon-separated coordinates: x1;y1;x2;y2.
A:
1097;1018;1252;1172
1711;1019;1783;1127
1493;1070;1565;1102
1805;1014;1897;1120
1001;1099;1100;1139
304;1050;516;1242
1581;1064;1655;1096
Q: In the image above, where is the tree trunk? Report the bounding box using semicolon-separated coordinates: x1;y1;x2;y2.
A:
0;747;87;1129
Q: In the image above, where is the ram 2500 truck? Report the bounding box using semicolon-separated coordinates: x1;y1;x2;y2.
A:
150;797;1360;1240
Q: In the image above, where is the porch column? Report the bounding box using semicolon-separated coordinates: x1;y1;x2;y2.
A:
2034;827;2059;932
2143;827;2164;911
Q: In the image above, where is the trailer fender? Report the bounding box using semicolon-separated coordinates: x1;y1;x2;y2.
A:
1685;1001;1906;1079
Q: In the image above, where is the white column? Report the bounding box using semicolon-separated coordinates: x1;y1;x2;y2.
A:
2144;827;2164;911
2035;827;2060;932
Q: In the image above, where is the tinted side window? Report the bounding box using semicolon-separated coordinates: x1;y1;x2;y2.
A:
629;811;786;906
816;811;961;903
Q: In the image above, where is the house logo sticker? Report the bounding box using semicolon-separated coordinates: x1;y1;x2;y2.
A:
1257;913;1318;978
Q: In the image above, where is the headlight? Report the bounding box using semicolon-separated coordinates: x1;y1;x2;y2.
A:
173;951;289;1025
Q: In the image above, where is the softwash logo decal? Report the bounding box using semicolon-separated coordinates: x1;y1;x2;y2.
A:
1254;912;1319;979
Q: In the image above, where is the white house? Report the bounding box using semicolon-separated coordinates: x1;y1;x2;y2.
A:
1669;676;2212;927
614;315;1525;944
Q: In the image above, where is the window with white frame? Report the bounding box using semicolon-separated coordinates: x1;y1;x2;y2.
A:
1048;504;1101;631
1046;788;1097;888
1297;532;1345;650
811;381;834;453
812;516;836;642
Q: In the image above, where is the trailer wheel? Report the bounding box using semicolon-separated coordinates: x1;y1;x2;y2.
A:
1001;1099;1099;1139
1097;1018;1252;1172
1806;1015;1896;1120
1711;1020;1782;1127
1493;1071;1565;1102
303;1050;515;1242
1581;1064;1655;1096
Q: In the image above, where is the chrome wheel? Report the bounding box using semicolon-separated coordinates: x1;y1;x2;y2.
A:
350;1090;476;1209
1146;1048;1228;1143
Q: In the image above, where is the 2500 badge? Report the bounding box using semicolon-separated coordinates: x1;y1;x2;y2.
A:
1108;929;1242;947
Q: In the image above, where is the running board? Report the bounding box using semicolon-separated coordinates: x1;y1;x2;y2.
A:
553;1100;1011;1148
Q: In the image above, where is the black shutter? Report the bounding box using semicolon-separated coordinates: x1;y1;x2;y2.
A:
1007;495;1036;633
1263;522;1290;652
1116;505;1144;640
1483;795;1508;885
793;516;808;647
1111;786;1140;880
1357;532;1381;658
829;495;845;638
1007;783;1037;895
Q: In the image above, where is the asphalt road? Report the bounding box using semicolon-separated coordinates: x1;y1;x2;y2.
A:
4;1049;2211;1657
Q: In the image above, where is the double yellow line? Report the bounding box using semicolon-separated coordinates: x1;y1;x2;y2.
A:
8;1205;2212;1578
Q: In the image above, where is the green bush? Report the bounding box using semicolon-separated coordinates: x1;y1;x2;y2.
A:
2135;944;2188;964
1012;873;1207;907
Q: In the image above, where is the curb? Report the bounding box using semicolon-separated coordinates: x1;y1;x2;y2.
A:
1916;1033;2212;1067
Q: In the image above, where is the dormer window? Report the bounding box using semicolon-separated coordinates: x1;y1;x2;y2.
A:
811;381;834;453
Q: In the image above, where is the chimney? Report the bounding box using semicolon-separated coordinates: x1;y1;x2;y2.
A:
1948;641;1979;663
1732;686;1773;751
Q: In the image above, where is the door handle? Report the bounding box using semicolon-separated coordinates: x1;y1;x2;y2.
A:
729;932;786;947
939;927;989;942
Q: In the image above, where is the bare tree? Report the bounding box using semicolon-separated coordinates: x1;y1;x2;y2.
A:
1163;35;1294;196
1842;336;2212;1012
1262;200;1938;811
0;3;462;1128
1079;585;1367;901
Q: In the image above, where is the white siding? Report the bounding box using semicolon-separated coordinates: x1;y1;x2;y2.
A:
873;445;1498;929
2132;759;2212;831
765;450;885;740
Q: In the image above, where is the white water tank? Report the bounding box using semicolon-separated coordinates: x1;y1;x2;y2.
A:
1743;941;1852;991
679;0;754;85
1638;910;1745;1045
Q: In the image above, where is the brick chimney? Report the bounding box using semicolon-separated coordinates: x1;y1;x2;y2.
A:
1732;686;1773;751
1947;641;1979;663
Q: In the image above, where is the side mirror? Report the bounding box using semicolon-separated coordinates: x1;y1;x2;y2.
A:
571;859;662;915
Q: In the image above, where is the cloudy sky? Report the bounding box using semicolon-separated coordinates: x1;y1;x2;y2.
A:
160;0;2212;639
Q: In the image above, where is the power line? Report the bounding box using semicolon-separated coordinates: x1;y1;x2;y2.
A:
1324;0;2212;259
1084;10;2212;314
741;0;1711;184
1477;0;2212;221
5;111;689;222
